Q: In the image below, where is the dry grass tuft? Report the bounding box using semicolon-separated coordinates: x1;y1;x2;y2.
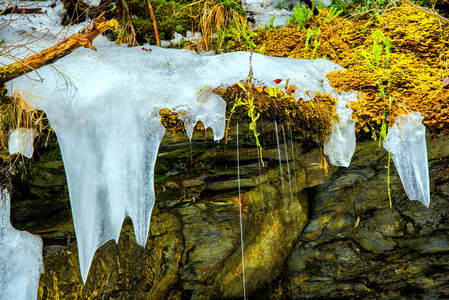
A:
10;92;47;134
198;0;246;50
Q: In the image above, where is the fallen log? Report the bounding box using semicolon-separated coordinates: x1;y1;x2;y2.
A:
0;15;115;85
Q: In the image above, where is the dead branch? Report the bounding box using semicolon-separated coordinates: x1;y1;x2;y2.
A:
146;0;160;47
0;15;114;85
121;0;137;46
2;7;43;14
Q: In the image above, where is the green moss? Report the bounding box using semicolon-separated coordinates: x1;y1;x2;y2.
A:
219;0;246;15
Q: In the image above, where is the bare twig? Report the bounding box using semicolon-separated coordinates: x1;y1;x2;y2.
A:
146;0;160;47
0;0;15;15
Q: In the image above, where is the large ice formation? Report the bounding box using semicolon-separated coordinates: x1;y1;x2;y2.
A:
383;112;430;207
0;189;44;300
9;46;357;282
8;128;37;158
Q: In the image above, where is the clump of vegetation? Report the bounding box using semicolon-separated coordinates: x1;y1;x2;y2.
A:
148;1;449;152
215;16;258;51
212;3;449;141
0;91;52;164
327;4;449;139
3;0;449;165
59;0;246;47
199;0;247;50
213;78;338;146
103;0;246;47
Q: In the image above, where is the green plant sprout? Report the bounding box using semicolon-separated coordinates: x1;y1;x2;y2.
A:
305;28;321;58
380;96;394;208
330;0;350;14
364;29;394;208
259;43;266;55
246;96;264;166
286;3;314;30
359;28;395;207
225;80;265;166
324;6;343;24
217;16;258;50
260;15;282;30
276;0;290;9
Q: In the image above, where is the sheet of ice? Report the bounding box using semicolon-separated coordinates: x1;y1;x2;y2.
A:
383;112;430;207
168;31;202;46
8;128;37;158
8;45;354;283
323;92;358;167
0;189;44;300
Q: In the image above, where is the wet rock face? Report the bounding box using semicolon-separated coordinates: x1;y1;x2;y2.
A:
287;137;449;299
8;130;449;299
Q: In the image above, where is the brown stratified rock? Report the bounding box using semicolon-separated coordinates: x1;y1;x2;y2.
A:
9;126;449;299
286;136;449;299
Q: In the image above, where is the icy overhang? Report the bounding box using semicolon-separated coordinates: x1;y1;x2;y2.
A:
8;46;357;283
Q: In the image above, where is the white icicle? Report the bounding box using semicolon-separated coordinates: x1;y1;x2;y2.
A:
323;92;358;167
0;189;43;300
383;112;430;207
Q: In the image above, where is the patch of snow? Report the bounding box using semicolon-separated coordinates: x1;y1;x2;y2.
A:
185;31;202;41
82;0;101;6
46;2;65;24
383;112;430;207
161;31;203;47
160;40;171;47
243;1;293;29
0;189;43;300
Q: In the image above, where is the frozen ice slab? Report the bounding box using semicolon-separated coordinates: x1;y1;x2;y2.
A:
0;189;43;300
8;128;37;158
324;92;358;167
8;46;354;283
383;112;430;207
